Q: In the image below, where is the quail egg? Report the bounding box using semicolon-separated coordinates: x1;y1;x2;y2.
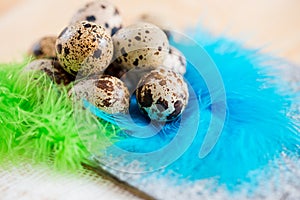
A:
56;21;113;77
136;68;189;122
24;59;75;85
70;0;123;36
163;46;186;75
29;36;57;59
112;22;169;71
69;75;130;114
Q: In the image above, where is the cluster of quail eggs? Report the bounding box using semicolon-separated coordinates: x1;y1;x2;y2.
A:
26;0;189;122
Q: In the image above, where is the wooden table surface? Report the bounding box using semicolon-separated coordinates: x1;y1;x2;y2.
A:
0;0;299;64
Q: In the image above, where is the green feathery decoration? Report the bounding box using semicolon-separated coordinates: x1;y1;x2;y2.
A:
0;59;119;171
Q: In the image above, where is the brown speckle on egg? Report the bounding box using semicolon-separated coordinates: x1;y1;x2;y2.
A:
136;69;189;122
69;75;130;114
29;36;57;59
70;0;123;36
56;21;113;77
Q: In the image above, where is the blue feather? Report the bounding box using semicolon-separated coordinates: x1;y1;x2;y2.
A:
87;29;300;191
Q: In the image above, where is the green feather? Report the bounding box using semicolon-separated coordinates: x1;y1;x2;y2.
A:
0;59;119;171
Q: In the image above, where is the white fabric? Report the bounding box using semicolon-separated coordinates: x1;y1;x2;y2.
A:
0;162;141;200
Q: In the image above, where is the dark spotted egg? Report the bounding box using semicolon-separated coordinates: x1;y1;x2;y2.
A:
29;36;57;59
24;59;75;85
56;21;113;77
163;46;187;75
70;0;123;36
136;68;189;122
112;22;169;71
69;75;130;114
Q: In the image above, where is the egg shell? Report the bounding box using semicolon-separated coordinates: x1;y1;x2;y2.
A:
29;36;57;59
24;59;75;85
136;68;189;122
70;0;123;36
56;21;113;77
112;22;169;71
69;75;130;114
163;46;187;75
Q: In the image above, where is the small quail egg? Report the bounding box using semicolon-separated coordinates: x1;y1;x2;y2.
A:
56;21;113;77
136;68;189;122
69;75;130;114
24;59;75;85
29;36;57;59
70;0;123;36
163;46;186;75
112;22;169;71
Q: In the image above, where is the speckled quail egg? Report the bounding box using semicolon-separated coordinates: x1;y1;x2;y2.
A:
24;59;75;85
56;21;113;77
29;36;57;59
69;75;130;114
163;46;186;75
136;68;189;122
70;0;123;36
112;22;169;71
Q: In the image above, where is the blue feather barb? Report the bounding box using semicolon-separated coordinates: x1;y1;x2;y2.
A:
82;29;300;195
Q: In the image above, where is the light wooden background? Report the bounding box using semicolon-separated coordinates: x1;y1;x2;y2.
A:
0;0;299;64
